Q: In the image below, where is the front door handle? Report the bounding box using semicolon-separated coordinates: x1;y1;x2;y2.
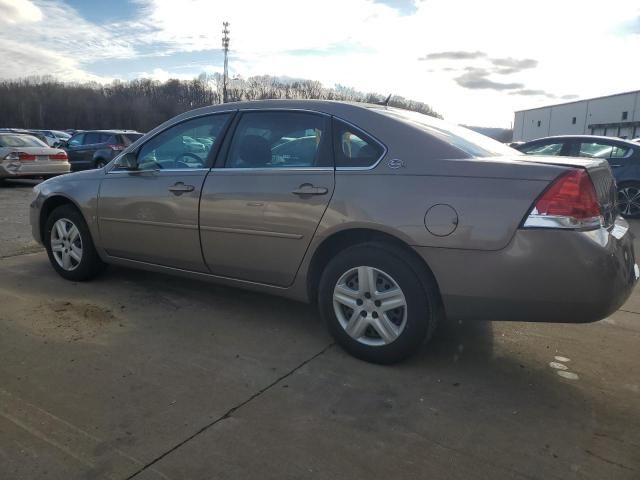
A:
610;164;622;168
169;182;195;195
292;183;328;196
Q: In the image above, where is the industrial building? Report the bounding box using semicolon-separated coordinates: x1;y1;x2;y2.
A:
513;90;640;141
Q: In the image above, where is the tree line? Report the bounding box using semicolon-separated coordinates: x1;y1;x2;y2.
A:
0;74;442;132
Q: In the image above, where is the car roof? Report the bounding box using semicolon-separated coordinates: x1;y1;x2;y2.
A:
522;135;639;146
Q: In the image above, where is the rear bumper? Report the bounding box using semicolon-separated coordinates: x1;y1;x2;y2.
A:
0;162;70;178
416;217;637;323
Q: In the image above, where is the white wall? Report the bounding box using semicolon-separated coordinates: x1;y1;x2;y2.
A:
513;91;640;141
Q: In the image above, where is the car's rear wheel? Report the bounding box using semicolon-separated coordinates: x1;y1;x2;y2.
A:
617;182;640;218
44;205;106;281
318;243;438;364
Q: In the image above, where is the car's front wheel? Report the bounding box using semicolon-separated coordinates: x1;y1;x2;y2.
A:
44;205;106;281
617;182;640;218
318;243;439;364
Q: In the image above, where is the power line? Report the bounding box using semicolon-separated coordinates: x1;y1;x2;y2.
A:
221;21;230;103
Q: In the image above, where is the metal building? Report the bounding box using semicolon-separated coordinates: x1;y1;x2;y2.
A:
513;90;640;141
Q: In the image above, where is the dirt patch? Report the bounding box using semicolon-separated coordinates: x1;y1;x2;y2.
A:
5;298;124;344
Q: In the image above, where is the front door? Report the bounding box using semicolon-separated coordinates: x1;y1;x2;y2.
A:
200;110;334;286
97;113;232;271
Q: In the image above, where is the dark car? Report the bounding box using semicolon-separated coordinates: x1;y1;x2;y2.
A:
515;135;640;217
62;130;143;170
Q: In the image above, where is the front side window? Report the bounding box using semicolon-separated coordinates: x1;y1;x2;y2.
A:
130;114;230;171
520;142;564;156
333;121;384;168
226;111;328;168
67;134;84;147
578;142;614;158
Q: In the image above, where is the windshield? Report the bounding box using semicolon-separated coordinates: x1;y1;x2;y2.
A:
372;107;520;158
0;134;48;148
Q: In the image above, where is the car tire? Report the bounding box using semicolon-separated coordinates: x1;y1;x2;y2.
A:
617;182;640;219
94;159;107;169
44;204;106;281
318;242;439;364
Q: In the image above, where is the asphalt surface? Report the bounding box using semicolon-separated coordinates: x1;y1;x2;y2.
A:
0;181;639;479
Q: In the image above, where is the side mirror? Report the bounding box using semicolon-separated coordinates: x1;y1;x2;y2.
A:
118;152;138;170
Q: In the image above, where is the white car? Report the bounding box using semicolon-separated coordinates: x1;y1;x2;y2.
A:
30;130;71;147
0;133;70;183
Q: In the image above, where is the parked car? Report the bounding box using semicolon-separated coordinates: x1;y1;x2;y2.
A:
0;132;70;183
61;130;143;170
30;101;637;363
30;130;71;147
0;128;49;145
514;135;640;218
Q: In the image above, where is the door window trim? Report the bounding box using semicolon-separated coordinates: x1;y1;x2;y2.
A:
107;110;237;174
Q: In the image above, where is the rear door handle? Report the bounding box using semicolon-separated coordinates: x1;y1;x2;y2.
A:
169;182;195;195
292;183;328;196
610;164;622;168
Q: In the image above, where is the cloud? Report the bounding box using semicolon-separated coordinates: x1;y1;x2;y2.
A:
508;89;554;97
419;51;486;61
0;0;42;24
491;57;538;74
455;68;524;91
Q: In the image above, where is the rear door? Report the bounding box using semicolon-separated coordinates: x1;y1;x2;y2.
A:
97;113;233;271
199;110;334;286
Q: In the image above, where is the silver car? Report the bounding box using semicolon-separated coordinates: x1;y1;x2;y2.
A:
1;133;70;183
30;100;638;363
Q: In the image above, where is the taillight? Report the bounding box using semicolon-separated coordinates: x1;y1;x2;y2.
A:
108;144;125;151
523;169;602;229
49;152;68;161
18;152;37;161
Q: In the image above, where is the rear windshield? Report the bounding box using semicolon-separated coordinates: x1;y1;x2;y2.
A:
372;107;520;158
0;134;47;148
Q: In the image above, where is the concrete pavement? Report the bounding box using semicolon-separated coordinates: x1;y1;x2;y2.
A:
0;252;638;479
0;181;639;479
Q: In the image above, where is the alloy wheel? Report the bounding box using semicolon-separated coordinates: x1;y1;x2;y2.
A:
50;218;83;271
618;185;640;217
333;266;408;346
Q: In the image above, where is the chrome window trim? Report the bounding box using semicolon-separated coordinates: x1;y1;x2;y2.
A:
210;167;334;173
107;168;210;175
237;107;331;118
332;116;388;172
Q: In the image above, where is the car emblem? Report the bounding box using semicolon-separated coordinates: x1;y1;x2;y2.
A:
387;158;404;169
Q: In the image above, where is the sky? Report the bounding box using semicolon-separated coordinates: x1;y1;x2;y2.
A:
1;0;639;127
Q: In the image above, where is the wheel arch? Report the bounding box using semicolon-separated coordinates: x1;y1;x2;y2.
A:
306;227;443;309
39;194;85;243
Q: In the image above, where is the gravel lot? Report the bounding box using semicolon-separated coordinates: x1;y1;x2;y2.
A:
1;181;639;480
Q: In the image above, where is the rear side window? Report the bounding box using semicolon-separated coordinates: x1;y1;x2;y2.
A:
578;142;614;158
333;120;384;168
520;142;564;156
